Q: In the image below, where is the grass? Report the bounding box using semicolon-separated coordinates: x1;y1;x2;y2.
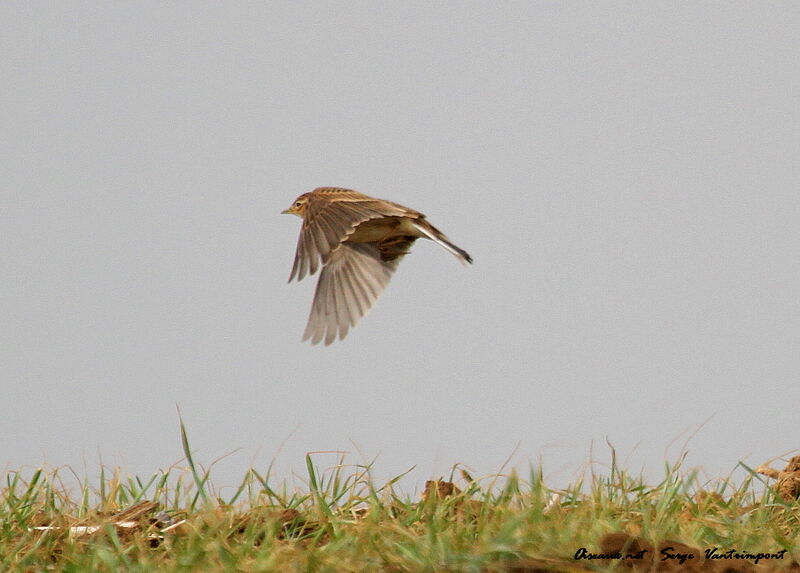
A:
1;432;798;572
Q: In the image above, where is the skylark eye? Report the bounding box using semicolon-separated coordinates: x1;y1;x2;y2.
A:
295;201;302;207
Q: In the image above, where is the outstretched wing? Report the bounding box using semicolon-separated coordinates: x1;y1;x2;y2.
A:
302;241;412;345
288;188;412;282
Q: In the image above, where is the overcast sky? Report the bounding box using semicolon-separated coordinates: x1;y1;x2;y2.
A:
2;2;799;493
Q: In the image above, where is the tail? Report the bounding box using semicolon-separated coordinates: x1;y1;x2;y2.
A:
412;220;473;265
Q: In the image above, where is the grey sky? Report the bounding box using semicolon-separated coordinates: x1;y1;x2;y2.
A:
2;2;799;492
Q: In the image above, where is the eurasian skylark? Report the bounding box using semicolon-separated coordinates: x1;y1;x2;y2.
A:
283;187;472;345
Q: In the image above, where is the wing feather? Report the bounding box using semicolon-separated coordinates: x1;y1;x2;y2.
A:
329;266;348;344
302;242;403;345
340;260;368;319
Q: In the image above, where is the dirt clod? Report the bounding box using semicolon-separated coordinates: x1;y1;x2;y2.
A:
757;455;800;500
422;479;462;500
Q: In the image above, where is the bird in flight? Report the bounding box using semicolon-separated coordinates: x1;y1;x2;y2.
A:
283;187;472;345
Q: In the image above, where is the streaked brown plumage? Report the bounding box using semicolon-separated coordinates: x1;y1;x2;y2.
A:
282;187;472;345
